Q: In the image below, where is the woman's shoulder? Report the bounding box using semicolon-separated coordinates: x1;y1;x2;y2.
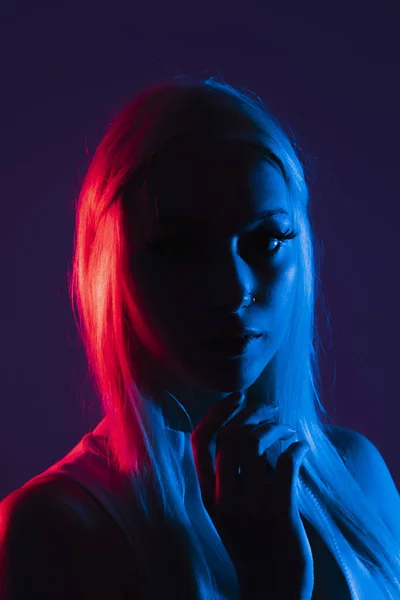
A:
324;423;365;456
325;422;352;443
0;474;106;531
325;424;399;511
0;475;139;598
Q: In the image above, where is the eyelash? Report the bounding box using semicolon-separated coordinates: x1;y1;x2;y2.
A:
151;228;298;259
252;228;297;255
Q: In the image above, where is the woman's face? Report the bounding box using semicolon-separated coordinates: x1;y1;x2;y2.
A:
127;148;298;405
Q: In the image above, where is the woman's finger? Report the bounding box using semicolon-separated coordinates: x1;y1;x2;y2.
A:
215;423;296;506
190;393;245;508
275;441;310;517
238;424;297;493
215;434;240;506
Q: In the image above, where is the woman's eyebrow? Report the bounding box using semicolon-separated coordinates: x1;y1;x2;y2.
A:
152;208;289;229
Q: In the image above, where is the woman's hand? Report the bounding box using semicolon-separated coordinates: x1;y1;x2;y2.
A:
190;391;314;600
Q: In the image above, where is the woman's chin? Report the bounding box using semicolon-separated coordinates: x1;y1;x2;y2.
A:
192;362;263;395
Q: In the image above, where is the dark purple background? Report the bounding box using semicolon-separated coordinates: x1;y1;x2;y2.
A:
1;0;399;500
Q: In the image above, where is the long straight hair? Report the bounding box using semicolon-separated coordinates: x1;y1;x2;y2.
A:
69;74;400;599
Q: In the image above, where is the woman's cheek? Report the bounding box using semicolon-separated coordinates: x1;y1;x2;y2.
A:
265;262;297;329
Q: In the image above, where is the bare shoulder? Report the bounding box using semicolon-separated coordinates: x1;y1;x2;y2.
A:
0;475;139;598
325;423;390;469
324;423;364;454
325;423;382;474
325;424;400;530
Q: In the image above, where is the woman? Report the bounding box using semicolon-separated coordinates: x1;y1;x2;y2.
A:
1;75;399;600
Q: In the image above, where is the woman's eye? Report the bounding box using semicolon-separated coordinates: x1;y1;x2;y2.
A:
252;233;282;254
251;228;297;256
149;229;296;260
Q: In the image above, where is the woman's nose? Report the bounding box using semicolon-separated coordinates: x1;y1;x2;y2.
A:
207;243;257;313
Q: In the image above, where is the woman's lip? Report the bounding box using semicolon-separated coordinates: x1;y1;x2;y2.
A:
204;334;263;357
208;333;262;342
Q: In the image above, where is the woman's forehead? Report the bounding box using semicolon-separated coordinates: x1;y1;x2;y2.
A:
145;154;290;231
